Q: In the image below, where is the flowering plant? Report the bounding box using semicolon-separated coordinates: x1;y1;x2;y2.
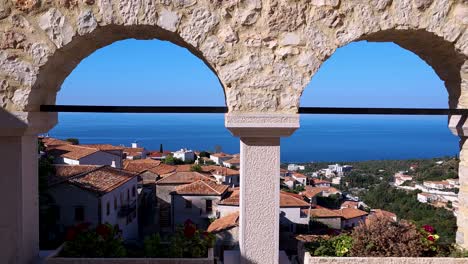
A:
420;224;440;256
60;223;127;257
169;219;215;258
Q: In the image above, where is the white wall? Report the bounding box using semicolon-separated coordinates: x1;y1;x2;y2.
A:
80;151;122;168
101;177;139;240
217;205;240;218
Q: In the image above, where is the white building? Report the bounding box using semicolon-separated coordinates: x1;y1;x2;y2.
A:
288;164;305;171
223;156;240;168
327;164;353;177
48;165;139;240
47;143;123;168
292;173;307;186
394;172;413;186
417;192;436;203
210;167;240;187
123;142;148;160
209;153;233;165
331;177;342;185
173;148;195;162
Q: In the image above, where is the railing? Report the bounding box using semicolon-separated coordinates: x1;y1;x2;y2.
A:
40;105;468;115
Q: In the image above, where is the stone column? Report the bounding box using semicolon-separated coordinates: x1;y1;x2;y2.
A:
449;115;468;249
226;113;299;264
0;111;57;263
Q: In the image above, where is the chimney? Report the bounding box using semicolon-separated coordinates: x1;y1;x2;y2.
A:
132;142;138;148
111;160;116;168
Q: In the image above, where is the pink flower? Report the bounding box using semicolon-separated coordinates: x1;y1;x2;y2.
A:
423;225;435;234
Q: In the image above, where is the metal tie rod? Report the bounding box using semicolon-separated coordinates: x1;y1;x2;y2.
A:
40;105;468;115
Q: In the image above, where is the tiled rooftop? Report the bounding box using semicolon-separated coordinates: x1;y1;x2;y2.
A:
175;180;229;196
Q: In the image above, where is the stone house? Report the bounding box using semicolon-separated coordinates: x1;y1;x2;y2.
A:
309;206;368;230
48;165;139;240
171;180;229;229
155;171;214;229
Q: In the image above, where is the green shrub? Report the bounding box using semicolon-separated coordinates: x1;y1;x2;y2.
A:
60;223;126;257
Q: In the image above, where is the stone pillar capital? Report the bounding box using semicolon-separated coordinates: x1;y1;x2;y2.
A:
0;111;57;136
225;113;300;138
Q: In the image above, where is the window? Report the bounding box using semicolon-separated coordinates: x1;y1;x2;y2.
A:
185;199;192;209
114;197;117;210
206;200;212;213
74;206;84;222
106;202;110;216
132;186;136;197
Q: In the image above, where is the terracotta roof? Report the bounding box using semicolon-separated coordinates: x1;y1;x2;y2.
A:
301;186;341;199
280;191;310;207
224;157;240;164
370;209;396;220
81;144;124;151
41;137;73;147
218;187;240;205
293;172;307;178
50;165;137;195
210;166;240;176
210;153;232;158
280;168;289;173
47;144;100;160
309;207;342;218
341;201;359;208
123;159;161;173
313;179;331;185
175;164;193;172
156;171;213;185
207;212;239;233
219;190;309;208
147;163;177;175
147;151;170;158
335;208;368;220
175;180;229;196
49;165;100;186
69;166;137;194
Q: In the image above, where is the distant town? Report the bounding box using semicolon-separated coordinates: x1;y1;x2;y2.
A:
38;136;460;260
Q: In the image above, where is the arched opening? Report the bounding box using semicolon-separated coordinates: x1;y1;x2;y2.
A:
288;30;466;257
35;29;240;259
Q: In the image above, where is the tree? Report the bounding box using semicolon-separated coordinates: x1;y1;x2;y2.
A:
159;144;163;153
230;165;238;170
66;138;79;145
199;151;210;158
190;164;202;172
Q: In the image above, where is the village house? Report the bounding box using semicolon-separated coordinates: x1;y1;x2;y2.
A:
288;164;305;171
147;151;171;160
301;185;341;200
423;180;457;190
123;142;148;160
368;209;397;222
217;190;309;233
173;148;195;162
123;159;176;184
210;153;233;165
283;176;297;190
394;172;413;186
417;192;437;203
292;172;307;186
309;206;368;230
207;212;240;262
45;142;124;168
312;179;332;187
155;171;214;229
331;177;341;185
48;165;139;240
223;156;240;168
171;180;229;228
209;166;240;187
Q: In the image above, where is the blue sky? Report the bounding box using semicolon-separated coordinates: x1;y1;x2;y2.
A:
57;39;448;108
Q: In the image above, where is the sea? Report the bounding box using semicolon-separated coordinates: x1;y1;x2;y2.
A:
48;113;460;163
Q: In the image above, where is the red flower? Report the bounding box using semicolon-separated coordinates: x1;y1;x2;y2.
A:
96;224;111;239
76;222;90;232
65;227;77;241
184;223;197;238
423;225;435;234
427;235;435;242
